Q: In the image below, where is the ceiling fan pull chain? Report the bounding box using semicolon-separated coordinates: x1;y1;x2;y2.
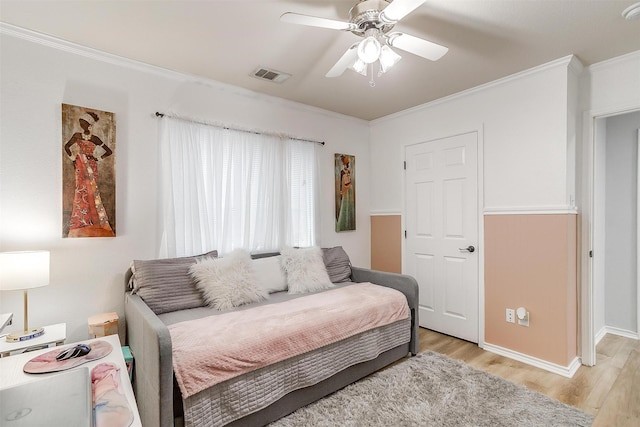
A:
369;63;376;87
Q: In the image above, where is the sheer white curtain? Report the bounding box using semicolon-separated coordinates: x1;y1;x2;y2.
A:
159;117;319;257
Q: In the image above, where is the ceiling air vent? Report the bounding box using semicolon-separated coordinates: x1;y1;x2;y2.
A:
251;67;291;83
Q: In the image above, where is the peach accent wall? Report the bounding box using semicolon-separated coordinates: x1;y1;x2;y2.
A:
371;215;402;273
484;214;577;366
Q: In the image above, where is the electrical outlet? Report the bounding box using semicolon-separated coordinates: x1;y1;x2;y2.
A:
517;307;530;327
506;308;515;323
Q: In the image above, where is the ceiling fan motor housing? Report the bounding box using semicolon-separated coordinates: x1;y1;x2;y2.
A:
349;0;395;36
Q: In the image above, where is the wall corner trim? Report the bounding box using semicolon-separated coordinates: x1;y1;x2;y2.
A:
568;55;585;76
595;327;608;345
483;343;581;378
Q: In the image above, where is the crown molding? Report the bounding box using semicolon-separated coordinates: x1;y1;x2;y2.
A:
0;22;368;126
0;22;188;80
587;49;640;73
371;55;578;125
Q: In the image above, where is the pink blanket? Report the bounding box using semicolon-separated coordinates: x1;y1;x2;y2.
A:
168;282;409;398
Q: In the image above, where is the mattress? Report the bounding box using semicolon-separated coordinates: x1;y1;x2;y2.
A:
182;317;410;427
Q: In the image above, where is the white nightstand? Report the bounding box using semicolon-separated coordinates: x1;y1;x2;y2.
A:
0;334;141;426
0;323;66;357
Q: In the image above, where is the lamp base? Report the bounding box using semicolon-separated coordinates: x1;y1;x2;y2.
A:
6;326;44;342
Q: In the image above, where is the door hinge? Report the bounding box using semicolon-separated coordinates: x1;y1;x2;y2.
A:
404;230;407;238
589;250;593;258
403;161;406;170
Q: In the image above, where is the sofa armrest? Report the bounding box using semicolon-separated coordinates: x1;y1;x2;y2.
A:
125;293;174;427
350;267;419;355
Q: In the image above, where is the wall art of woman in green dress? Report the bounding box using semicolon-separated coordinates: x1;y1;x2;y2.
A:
335;153;355;232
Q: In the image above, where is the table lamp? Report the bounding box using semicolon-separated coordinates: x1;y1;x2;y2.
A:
0;251;50;342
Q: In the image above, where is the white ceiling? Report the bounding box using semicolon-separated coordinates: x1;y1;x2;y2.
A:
1;0;639;120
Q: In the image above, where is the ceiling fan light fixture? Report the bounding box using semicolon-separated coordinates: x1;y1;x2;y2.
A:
357;29;382;63
350;58;368;76
357;37;381;63
283;0;447;80
379;45;401;73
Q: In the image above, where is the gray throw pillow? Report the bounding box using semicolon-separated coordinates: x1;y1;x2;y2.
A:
131;250;217;314
322;246;352;283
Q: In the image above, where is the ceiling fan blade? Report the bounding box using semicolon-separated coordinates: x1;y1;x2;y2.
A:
280;12;357;31
380;0;426;22
326;44;360;78
387;32;448;61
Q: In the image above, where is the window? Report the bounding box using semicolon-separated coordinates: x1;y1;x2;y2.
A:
159;117;319;257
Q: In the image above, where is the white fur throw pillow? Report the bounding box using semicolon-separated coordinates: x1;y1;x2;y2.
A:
189;249;268;310
280;246;334;294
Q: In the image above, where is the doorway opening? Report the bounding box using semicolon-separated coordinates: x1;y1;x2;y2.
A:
584;109;640;365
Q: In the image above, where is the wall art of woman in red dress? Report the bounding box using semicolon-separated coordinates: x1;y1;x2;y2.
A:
63;109;116;237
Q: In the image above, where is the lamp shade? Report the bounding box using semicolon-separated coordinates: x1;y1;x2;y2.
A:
0;251;50;290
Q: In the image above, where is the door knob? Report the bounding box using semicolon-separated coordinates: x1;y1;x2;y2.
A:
458;245;475;253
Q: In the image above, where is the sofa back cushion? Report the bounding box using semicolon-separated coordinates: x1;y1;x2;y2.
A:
322;246;352;283
128;247;351;314
131;250;217;314
251;255;288;293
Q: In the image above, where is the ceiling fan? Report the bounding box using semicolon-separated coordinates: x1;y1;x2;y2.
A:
280;0;448;80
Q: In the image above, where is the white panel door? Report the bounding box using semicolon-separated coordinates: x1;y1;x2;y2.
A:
405;132;479;342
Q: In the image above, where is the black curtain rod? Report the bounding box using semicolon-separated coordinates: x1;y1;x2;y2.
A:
155;112;325;146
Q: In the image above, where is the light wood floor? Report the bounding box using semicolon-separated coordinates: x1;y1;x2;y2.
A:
419;327;640;426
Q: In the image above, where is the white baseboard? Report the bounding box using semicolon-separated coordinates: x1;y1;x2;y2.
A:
595;326;608;345
602;326;639;340
483;343;581;378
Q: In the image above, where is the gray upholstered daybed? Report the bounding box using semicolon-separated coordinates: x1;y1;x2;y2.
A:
124;247;419;427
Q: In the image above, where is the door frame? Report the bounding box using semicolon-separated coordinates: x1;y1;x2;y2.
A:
581;106;640;366
637;129;640;343
401;125;485;348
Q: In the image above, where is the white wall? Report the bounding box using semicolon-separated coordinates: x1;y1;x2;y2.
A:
370;56;578;213
0;27;370;343
604;111;640;333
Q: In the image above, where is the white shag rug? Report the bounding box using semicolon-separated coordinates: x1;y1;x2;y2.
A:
269;351;593;427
